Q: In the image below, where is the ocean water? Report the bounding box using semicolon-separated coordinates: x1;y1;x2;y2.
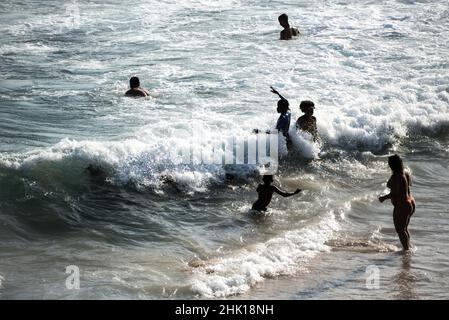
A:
0;0;449;299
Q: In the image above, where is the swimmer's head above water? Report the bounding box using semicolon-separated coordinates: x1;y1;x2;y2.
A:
252;174;301;212
129;76;140;89
299;100;315;116
262;175;274;184
278;13;290;29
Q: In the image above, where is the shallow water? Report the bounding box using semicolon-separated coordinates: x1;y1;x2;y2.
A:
0;0;448;299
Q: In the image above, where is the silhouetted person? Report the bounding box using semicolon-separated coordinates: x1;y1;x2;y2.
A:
271;86;292;149
252;175;301;211
252;87;292;149
296;100;318;141
278;13;299;40
379;155;416;251
125;76;150;97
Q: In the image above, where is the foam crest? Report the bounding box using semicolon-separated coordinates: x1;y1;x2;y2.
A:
190;211;340;297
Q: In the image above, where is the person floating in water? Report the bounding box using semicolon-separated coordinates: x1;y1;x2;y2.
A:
125;76;150;97
278;13;299;40
252;175;301;212
378;154;416;251
296;100;318;141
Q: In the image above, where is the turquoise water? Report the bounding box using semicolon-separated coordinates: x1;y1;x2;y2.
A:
0;0;448;299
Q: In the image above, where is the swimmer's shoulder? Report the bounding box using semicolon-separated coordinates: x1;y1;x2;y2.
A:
296;115;306;124
280;30;289;40
125;89;147;97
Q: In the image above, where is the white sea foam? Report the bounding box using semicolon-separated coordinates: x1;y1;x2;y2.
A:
3;0;448;155
0;133;268;193
190;211;340;297
1;101;448;193
289;129;321;159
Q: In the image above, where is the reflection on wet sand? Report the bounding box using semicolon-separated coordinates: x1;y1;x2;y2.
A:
392;253;419;300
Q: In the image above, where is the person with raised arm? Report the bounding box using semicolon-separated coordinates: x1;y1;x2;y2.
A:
252;175;301;212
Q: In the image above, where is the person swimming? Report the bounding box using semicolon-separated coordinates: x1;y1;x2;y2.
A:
296;100;318;141
252;175;301;212
378;154;416;251
125;76;150;97
278;13;299;40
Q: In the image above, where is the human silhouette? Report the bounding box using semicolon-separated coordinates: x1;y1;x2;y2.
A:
379;155;416;251
278;13;299;40
296;100;318;141
125;76;150;97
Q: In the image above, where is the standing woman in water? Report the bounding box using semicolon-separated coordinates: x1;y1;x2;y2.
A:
379;155;416;251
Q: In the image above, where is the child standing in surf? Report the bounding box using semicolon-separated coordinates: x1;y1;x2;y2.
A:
252;175;301;212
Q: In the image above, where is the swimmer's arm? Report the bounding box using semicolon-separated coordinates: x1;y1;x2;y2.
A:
405;171;412;186
379;193;391;202
273;186;301;197
270;86;288;102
